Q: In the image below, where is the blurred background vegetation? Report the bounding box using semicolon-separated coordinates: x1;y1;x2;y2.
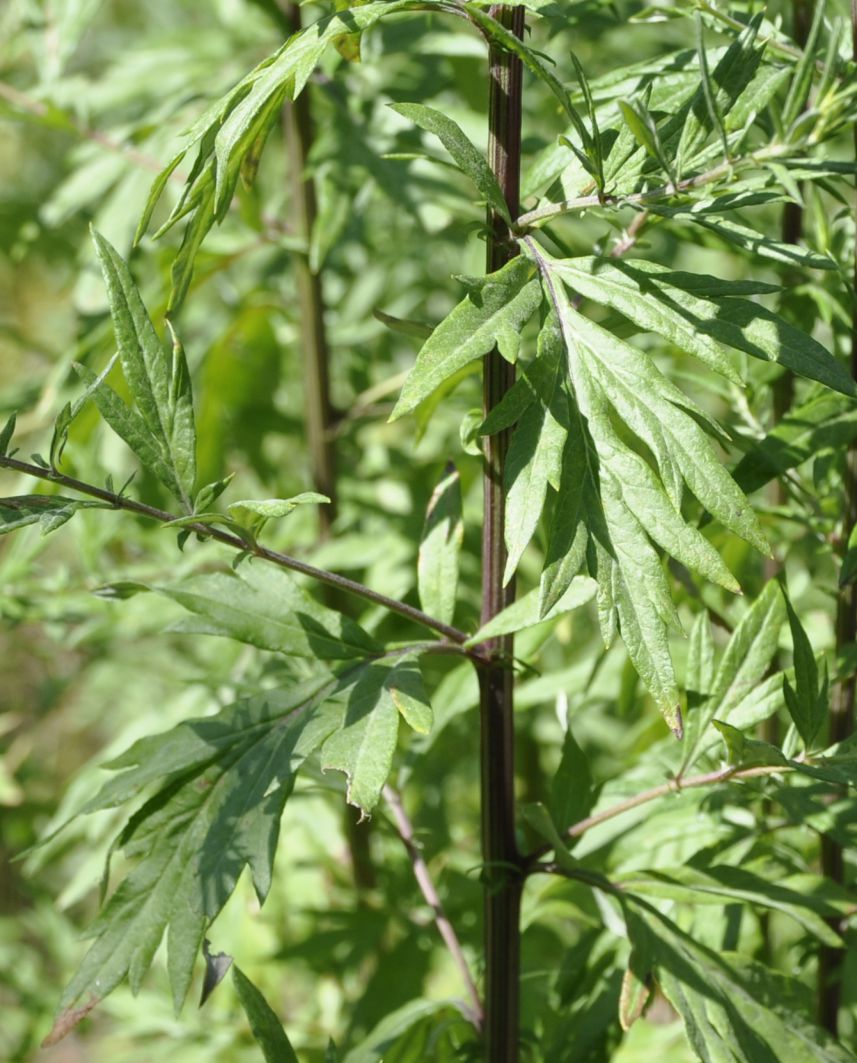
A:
1;1;855;1059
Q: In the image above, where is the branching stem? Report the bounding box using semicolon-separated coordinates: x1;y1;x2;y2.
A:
0;454;469;645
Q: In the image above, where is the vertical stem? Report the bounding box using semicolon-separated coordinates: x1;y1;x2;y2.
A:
760;0;808;740
281;2;374;891
479;7;525;1060
282;2;337;537
818;0;857;1034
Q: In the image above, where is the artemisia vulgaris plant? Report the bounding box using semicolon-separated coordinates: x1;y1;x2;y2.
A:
2;1;857;1060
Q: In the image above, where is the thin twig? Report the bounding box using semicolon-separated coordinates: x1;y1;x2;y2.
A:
516;147;789;229
523;763;791;868
0;454;470;645
382;784;484;1029
0;79;168;175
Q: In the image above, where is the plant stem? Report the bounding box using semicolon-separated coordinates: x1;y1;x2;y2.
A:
382;784;484;1029
280;0;375;892
281;2;338;537
819;3;857;1032
516;146;790;229
523;763;794;868
0;454;469;645
479;7;525;1060
0;80;168;175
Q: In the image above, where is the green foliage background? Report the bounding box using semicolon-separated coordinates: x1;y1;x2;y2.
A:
1;1;856;1060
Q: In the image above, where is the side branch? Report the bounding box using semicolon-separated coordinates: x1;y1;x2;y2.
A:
516;148;789;229
0;454;469;645
382;785;484;1029
523;763;792;868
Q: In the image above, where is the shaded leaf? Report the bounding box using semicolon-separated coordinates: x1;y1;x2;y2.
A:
782;587;826;748
232;966;299;1063
624;898;853;1063
47;680;342;1038
321;658;415;813
550;725;594;834
0;495;106;536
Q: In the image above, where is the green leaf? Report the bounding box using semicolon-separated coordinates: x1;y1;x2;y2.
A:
91;229;197;506
152;564;381;660
372;309;433;339
694;13;729;160
417;463;463;627
390;258;541;419
520;802;580;873
503;316;567;582
342;999;456;1063
0;495;106;536
841;523;857;588
551;256;856;396
675;13;763;171
389;103;510;223
387;653;432;735
532;245;768;556
686;612;716;703
74;363;185;498
712;719;787;767
48;679;341;1036
782;587;825;748
466;576;596;645
618;98;677;185
538;399;591;617
733;389;857;494
139;2;424;307
624;900;854;1063
782;0;827;128
682;581;786;769
227;492;330;530
321;658;413;813
568;49;604;191
232;966;299;1063
549;725;594;834
618;865;843;946
528;243;766;734
654;206;838;271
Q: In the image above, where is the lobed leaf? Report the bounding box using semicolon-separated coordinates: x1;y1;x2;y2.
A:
139;564;381;660
552;256;855;396
321;657;416;813
91;230;197;506
390;257;541;419
47;680;342;1037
